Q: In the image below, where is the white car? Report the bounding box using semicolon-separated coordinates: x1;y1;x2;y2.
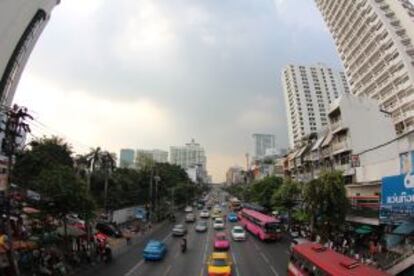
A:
213;218;225;230
185;206;193;213
231;226;246;241
200;210;210;218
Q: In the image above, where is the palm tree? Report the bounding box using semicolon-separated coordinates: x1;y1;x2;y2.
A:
101;151;116;212
85;147;102;191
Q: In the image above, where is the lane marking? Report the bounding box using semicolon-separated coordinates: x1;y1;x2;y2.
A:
124;259;144;276
163;264;172;276
200;220;211;276
162;233;172;242
260;252;270;264
124;232;171;276
231;250;241;276
270;265;280;276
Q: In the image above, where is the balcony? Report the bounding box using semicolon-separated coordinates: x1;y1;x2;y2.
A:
331;139;350;155
330;120;347;134
334;162;355;175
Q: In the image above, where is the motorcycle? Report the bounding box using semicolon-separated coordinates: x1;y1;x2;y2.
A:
181;238;187;253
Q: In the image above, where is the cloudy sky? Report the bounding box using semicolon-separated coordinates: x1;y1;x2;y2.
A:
14;0;343;182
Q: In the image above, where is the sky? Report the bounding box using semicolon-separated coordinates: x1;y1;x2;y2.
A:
14;0;344;182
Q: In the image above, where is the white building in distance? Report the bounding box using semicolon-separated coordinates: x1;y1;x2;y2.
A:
135;149;168;169
0;0;59;106
282;63;350;149
170;139;206;169
252;134;276;160
315;0;414;135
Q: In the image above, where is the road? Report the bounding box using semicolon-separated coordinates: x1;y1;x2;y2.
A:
80;210;290;276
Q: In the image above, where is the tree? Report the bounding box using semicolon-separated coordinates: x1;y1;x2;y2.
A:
303;171;348;241
249;176;283;209
13;136;73;190
100;151;116;212
272;179;300;230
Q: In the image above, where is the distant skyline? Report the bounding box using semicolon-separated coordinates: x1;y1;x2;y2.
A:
14;0;344;182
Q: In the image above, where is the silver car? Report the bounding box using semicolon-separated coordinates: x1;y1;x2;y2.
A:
185;213;196;223
172;224;187;236
195;221;208;232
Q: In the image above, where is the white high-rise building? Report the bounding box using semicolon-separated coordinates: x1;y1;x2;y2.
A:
252;134;276;159
135;149;168;168
282;64;349;148
315;0;414;135
170;139;207;169
0;0;59;106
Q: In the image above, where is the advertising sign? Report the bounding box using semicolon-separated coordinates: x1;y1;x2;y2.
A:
380;172;414;225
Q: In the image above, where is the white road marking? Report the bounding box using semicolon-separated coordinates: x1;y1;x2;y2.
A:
260;252;270;264
163;265;172;276
162;233;172;242
124;259;144;276
231;251;241;276
124;233;171;276
200;221;211;276
270;265;279;276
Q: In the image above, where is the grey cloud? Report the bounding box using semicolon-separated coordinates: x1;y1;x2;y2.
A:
20;0;344;180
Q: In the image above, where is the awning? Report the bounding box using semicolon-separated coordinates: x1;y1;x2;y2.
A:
321;132;333;147
311;135;326;151
296;146;308;159
23;207;40;214
355;225;373;234
56;225;86;237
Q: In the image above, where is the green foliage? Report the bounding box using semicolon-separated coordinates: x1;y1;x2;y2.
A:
249;176;283;209
272;179;300;210
13;136;96;219
303;170;348;241
13;136;73;190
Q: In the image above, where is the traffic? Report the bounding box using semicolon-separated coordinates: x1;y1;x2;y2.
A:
80;187;390;276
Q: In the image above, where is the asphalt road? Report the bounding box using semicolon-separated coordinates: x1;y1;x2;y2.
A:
80;209;290;276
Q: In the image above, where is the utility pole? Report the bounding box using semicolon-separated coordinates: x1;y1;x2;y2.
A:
0;104;32;276
154;175;160;221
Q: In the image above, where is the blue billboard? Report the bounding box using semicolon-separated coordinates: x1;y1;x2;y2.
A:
380;172;414;225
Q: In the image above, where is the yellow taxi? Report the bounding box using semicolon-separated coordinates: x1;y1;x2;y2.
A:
207;252;232;276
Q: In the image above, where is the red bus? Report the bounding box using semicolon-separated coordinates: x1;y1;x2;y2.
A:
238;208;281;241
289;242;390;276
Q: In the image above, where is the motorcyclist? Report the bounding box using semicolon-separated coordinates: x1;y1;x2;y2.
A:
181;237;187;253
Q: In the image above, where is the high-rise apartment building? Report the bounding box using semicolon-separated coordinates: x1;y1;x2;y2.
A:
252;134;276;159
315;0;414;135
282;64;349;148
0;0;59;106
119;149;135;168
135;149;168;169
170;139;207;169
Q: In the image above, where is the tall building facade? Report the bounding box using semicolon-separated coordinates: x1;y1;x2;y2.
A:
119;149;134;168
135;149;168;169
170;139;207;169
315;0;414;135
0;0;59;106
282;64;349;148
252;134;276;159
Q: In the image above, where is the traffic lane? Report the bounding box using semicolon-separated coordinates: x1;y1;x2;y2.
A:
169;218;212;276
79;214;183;276
252;235;290;274
131;216;211;276
203;219;233;276
225;221;278;276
